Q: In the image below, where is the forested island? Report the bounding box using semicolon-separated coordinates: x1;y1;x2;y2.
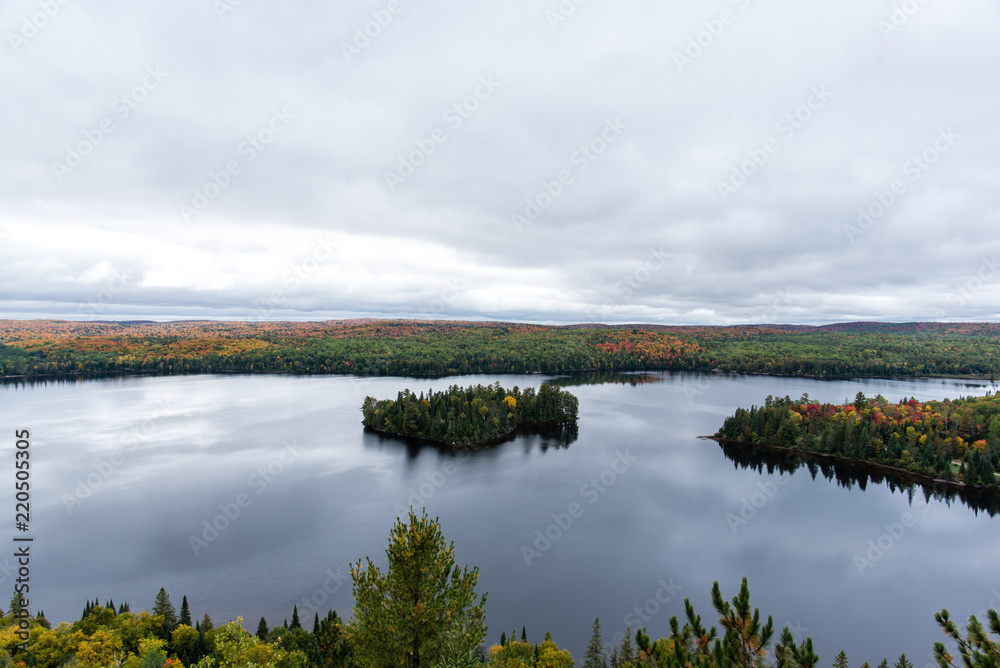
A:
716;393;1000;490
3;510;997;668
361;382;578;447
5;319;1000;382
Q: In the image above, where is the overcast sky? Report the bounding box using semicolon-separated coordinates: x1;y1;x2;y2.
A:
1;0;998;325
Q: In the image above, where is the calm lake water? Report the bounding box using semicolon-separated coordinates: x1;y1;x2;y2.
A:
3;372;999;662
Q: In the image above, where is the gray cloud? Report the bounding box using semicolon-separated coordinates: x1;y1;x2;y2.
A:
2;0;998;324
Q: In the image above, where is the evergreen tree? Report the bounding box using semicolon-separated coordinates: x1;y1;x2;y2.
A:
834;650;850;668
201;613;214;632
179;595;192;627
500;631;507;646
895;654;914;668
257;617;269;640
614;627;635;668
348;508;487;668
291;605;302;630
313;612;320;636
152;587;178;636
584;618;607;668
522;626;527;643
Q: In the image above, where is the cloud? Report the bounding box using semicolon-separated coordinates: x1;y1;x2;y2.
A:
1;0;998;324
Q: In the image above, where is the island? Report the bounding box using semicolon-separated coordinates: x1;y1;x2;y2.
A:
714;392;1000;490
361;381;579;448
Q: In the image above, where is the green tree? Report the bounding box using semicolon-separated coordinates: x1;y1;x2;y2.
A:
179;595;192;628
894;655;913;668
933;608;1000;668
584;618;607;668
834;651;849;668
291;605;302;630
152;588;178;638
347;508;488;668
258;616;270;640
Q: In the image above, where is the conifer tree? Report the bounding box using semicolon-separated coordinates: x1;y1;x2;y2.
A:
152;587;178;636
291;605;302;630
314;612;320;636
179;596;192;627
348;508;487;668
584;617;607;668
257;617;269;640
500;631;507;646
834;650;850;668
522;626;527;642
895;654;914;668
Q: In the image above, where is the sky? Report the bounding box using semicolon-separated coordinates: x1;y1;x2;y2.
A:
1;0;998;325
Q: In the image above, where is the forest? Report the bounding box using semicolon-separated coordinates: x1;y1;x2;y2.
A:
716;392;1000;488
3;320;1000;382
2;510;997;668
361;382;579;446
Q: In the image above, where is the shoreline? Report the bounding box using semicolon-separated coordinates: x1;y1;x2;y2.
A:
704;435;999;494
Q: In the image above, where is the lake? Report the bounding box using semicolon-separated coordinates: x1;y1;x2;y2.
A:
3;371;999;663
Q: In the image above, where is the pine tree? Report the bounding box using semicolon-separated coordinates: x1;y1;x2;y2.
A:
615;628;635;668
834;650;850;668
291;605;301;630
313;612;320;636
152;588;178;636
201;613;214;632
895;654;914;668
257;617;268;640
500;631;507;646
348;508;487;668
584;618;607;668
522;626;527;642
179;596;192;627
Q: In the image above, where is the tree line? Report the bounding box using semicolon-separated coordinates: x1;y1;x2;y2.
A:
718;393;1000;488
361;383;579;446
5;320;1000;382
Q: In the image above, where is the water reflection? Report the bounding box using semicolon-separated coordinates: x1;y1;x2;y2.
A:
361;421;579;459
717;440;1000;517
